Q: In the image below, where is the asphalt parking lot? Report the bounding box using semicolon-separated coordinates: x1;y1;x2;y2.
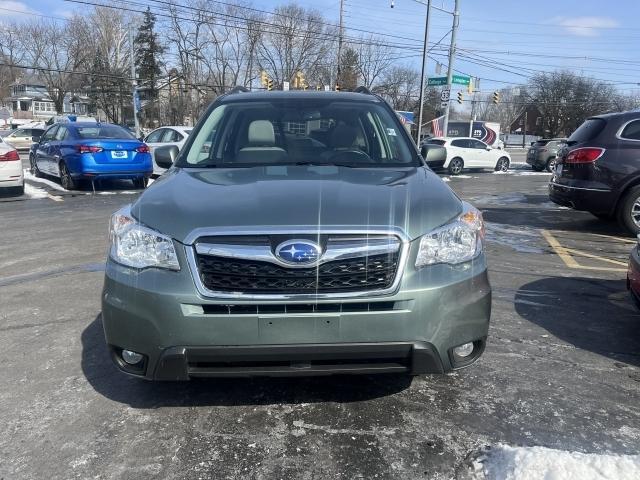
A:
1;150;639;479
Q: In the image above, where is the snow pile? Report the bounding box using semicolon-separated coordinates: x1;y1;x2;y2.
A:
23;170;67;192
474;445;640;480
23;183;48;199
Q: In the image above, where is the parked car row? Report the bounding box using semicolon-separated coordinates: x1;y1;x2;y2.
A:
421;137;511;175
0;135;24;195
548;110;640;234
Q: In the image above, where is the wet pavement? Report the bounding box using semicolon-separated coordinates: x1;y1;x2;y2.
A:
1;158;639;479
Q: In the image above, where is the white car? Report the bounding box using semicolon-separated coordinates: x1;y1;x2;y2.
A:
144;126;192;176
426;137;511;175
0;136;24;195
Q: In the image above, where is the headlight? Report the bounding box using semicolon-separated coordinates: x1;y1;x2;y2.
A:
415;202;484;268
109;206;180;270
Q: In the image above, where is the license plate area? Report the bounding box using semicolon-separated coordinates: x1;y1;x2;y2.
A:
111;150;127;159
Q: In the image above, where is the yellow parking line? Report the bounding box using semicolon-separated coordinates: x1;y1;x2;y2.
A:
563;248;627;266
541;229;580;268
589;233;636;244
541;229;627;272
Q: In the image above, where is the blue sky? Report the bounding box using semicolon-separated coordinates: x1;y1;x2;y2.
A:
4;0;640;95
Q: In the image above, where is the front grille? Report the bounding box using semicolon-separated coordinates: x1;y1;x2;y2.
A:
196;251;400;294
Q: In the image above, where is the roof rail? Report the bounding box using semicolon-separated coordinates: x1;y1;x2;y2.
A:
229;85;250;94
354;86;372;95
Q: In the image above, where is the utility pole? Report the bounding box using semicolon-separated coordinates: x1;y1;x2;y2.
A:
336;0;345;89
442;0;460;138
129;26;141;138
416;0;432;145
522;110;528;148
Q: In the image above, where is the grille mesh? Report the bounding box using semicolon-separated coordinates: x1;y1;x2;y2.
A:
196;252;400;294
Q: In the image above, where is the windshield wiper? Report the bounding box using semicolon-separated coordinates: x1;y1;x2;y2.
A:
292;161;357;168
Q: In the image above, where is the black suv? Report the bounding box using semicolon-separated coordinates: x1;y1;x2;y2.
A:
549;111;640;233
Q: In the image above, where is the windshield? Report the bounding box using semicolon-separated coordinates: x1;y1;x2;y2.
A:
179;99;419;168
74;125;136;139
533;140;550;146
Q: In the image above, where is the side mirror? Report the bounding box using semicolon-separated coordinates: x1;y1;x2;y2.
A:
32;136;41;143
486;146;492;151
155;145;179;169
421;145;446;164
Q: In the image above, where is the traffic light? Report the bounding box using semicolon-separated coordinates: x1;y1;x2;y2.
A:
266;78;274;91
335;83;341;91
493;91;500;104
293;71;306;89
316;84;322;91
260;70;268;87
457;91;463;104
467;78;473;94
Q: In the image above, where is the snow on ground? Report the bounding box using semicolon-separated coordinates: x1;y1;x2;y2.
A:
23;170;68;192
472;444;640;480
23;183;49;199
484;222;544;253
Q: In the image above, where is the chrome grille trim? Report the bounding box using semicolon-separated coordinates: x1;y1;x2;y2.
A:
194;237;401;269
184;227;410;300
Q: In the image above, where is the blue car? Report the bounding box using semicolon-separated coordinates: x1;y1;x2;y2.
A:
30;122;152;190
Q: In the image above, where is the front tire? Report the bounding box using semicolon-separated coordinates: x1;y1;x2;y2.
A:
495;157;510;172
448;157;464;175
546;157;557;173
59;161;78;190
133;177;149;189
617;185;640;234
30;155;43;178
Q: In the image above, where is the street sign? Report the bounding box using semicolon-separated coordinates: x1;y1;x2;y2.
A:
282;81;290;91
428;76;447;86
452;74;470;86
440;88;450;102
429;75;470;86
440;101;448;108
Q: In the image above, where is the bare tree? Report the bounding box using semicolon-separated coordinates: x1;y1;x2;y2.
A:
527;71;617;137
374;66;420;111
20;17;89;113
256;3;337;86
354;35;395;89
0;24;26;102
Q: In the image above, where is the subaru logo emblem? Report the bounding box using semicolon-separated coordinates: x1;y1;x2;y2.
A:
275;240;321;266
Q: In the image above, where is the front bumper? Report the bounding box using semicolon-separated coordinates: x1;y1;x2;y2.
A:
102;246;491;380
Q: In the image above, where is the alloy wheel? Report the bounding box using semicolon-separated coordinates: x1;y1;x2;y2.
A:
631;198;640;229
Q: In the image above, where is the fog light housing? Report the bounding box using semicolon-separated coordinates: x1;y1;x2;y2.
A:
453;342;474;358
122;349;144;365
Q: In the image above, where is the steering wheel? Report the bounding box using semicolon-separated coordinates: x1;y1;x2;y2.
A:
328;149;374;164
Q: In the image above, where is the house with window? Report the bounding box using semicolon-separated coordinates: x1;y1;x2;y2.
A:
4;76;90;125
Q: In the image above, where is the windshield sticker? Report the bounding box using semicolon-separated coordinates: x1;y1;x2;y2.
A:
387;128;397;136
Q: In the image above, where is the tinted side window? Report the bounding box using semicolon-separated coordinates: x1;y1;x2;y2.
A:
620;120;640;141
451;139;468;148
41;126;58;142
427;139;446;146
163;129;182;142
568;118;606;143
55;126;68;141
469;140;486;149
146;129;164;143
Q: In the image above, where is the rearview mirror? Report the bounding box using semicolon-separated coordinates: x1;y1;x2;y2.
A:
155;145;179;169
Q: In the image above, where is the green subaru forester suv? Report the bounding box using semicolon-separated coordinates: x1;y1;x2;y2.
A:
102;88;491;380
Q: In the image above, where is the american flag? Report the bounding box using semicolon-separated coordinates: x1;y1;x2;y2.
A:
430;115;445;137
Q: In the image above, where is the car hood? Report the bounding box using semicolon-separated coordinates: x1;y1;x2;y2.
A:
131;166;462;244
